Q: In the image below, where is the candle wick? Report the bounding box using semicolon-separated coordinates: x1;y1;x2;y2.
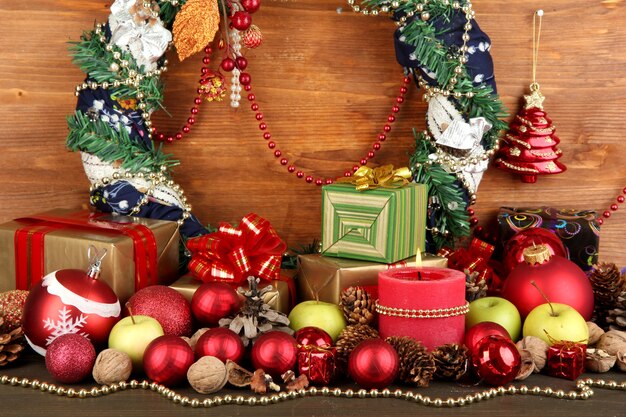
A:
418;271;423;281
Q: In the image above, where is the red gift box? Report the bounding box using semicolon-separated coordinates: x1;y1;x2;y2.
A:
297;345;337;386
546;341;586;380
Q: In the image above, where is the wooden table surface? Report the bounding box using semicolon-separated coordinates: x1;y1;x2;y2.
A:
0;353;625;417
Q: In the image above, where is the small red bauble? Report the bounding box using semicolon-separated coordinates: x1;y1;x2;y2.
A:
0;290;28;333
502;245;594;320
235;56;248;70
231;11;252;31
45;334;96;383
348;339;398;389
23;268;121;355
239;72;251;85
242;25;263;49
465;322;510;357
471;335;521;386
502;228;567;276
143;335;195;387
242;0;261;13
126;285;193;337
195;327;245;364
294;326;333;348
220;58;236;72
191;282;241;326
250;331;297;378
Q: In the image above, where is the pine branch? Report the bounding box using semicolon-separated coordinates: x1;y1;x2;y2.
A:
157;0;187;27
66;110;179;173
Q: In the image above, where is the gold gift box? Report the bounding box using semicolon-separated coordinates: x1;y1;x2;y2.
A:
297;254;448;305
169;271;295;314
0;209;179;303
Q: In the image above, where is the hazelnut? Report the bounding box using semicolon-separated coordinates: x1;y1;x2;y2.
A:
187;356;227;394
92;349;132;385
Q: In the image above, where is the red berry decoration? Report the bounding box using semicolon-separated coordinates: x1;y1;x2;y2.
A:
220;57;236;72
242;0;261;13
348;339;399;389
235;56;248;70
465;322;511;357
471;335;521;386
231;11;252;31
195;327;245;364
239;72;251;85
143;335;195;387
250;331;297;378
126;285;193;337
294;326;333;348
0;290;29;333
45;334;96;383
22;253;121;355
191;282;241;326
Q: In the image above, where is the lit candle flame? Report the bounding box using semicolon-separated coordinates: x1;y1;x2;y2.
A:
415;247;422;268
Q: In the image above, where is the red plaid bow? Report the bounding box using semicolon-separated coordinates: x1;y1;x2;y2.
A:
187;213;286;284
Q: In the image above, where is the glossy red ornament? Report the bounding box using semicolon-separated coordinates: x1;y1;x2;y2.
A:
220;58;235;72
242;25;263;49
235;56;248;70
250;331;297;378
23;267;121;356
127;286;193;336
143;335;195;387
45;334;96;383
195;327;245;364
465;322;510;356
298;346;336;386
242;0;261;13
191;282;241;326
348;339;398;389
501;245;594;320
295;326;333;348
502;228;567;276
231;11;252;31
471;335;521;386
239;72;251;85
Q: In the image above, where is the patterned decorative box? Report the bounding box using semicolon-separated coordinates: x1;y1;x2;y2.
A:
321;183;427;264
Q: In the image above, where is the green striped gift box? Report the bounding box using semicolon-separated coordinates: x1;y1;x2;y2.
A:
321;183;427;263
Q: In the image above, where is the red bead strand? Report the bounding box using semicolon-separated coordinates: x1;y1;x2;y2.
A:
152;46;214;143
244;76;411;185
597;186;626;225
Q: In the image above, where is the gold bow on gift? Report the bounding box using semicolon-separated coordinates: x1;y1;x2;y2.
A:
336;165;412;191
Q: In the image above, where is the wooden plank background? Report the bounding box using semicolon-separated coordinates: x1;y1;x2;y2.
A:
0;0;624;266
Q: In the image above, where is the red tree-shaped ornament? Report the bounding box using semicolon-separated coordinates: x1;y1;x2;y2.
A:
495;84;566;183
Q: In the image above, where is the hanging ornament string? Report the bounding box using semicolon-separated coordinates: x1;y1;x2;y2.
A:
531;9;542;94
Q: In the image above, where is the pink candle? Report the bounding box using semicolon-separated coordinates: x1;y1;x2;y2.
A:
378;267;467;350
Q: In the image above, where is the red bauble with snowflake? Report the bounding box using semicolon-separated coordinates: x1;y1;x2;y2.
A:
22;254;121;356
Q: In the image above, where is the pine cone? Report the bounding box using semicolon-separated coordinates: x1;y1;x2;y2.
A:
386;336;435;388
606;292;626;331
335;324;379;369
432;343;469;381
589;263;626;329
340;286;375;325
465;270;487;302
0;318;25;367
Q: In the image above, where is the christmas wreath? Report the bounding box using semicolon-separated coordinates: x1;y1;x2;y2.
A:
66;0;506;249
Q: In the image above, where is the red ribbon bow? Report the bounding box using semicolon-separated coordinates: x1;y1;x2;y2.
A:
187;213;286;284
439;237;497;286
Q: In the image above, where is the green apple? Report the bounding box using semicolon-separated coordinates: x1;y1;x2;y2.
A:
108;315;164;370
466;296;522;341
523;302;588;346
288;301;347;341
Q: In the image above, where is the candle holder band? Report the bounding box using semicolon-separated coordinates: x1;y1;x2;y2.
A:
374;301;470;319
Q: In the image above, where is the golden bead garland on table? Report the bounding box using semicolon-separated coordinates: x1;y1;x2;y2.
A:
2;374;626;407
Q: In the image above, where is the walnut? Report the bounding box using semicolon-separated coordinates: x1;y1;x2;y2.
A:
585;348;616;373
92;349;132;385
516;336;548;372
250;369;280;394
226;360;254;387
189;328;210;350
587;322;605;345
515;349;535;381
187;356;227;394
616;351;626;372
282;370;309;391
596;330;626;356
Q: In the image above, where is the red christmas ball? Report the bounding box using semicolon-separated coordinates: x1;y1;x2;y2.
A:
235;56;248;70
220;57;235;72
23;269;121;355
127;286;193;336
471;335;521;386
242;0;261;13
502;245;594;320
250;331;297;378
465;322;510;357
191;282;241;326
348;339;398;389
45;334;96;383
503;228;567;276
242;25;263;49
143;335;195;387
239;72;251;85
294;326;333;348
231;11;252;31
195;327;245;364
